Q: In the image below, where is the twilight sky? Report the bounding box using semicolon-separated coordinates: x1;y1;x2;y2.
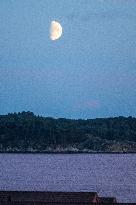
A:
0;0;136;119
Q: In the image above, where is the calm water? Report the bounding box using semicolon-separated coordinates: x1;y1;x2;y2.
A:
0;154;136;203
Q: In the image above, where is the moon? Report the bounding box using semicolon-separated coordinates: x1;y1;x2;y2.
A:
50;21;63;41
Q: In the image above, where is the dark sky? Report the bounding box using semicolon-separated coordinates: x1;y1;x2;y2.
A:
0;0;136;119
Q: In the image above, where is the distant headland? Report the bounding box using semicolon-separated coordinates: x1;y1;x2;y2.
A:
0;111;136;153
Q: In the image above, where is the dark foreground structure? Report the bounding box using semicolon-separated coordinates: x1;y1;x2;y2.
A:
0;191;118;205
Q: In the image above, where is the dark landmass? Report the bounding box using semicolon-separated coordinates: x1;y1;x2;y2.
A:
0;191;117;204
0;111;136;153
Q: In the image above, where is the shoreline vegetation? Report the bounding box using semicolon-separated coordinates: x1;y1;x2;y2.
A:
0;151;136;154
0;111;136;153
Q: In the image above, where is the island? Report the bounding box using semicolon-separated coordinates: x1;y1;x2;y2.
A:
0;111;136;153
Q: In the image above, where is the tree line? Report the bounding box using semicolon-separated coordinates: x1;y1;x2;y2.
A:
0;111;136;152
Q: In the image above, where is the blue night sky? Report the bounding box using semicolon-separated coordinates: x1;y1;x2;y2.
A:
0;0;136;119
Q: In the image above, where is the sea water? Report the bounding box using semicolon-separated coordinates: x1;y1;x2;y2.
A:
0;153;136;203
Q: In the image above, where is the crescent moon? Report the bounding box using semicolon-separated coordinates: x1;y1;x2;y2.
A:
50;21;63;41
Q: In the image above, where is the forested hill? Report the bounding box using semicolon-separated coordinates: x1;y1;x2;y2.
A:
0;111;136;153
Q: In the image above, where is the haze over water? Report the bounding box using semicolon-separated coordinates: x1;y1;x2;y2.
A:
0;154;136;203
